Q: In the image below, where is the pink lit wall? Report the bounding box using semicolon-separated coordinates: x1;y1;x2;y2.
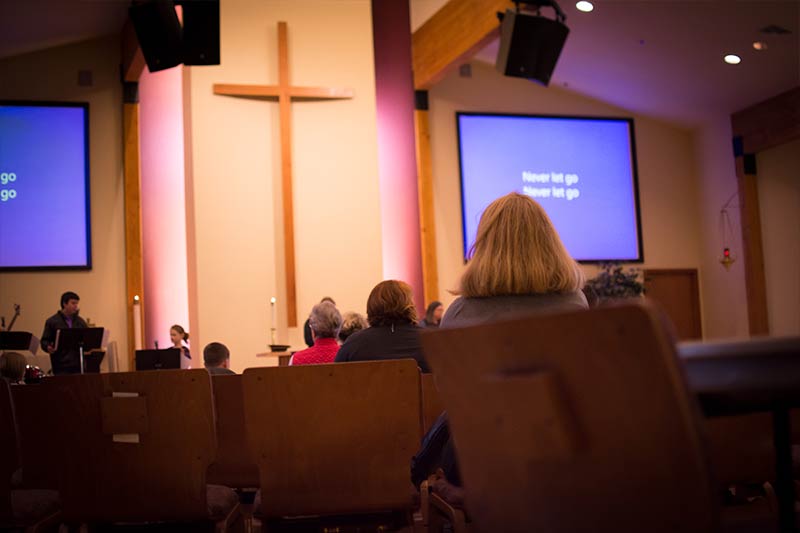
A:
139;65;191;355
371;0;424;309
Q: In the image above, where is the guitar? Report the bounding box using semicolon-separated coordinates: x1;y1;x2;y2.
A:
4;303;20;332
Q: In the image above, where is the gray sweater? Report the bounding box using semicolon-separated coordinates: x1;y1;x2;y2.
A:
441;291;588;329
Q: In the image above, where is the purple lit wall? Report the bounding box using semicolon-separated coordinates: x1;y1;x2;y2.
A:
139;65;191;357
371;0;424;309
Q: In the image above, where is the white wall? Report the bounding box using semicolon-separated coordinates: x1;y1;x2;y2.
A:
185;0;382;372
428;62;704;312
757;137;800;335
0;36;128;367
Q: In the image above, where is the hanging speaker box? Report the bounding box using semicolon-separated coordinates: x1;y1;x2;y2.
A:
129;0;183;73
495;9;569;86
182;0;220;66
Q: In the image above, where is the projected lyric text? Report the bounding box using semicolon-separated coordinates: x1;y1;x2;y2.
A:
521;170;580;201
0;171;18;202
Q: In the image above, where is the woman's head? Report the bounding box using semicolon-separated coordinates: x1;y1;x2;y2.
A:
457;193;584;297
366;280;418;327
170;325;189;346
424;301;444;326
338;311;368;343
308;301;343;339
0;351;27;383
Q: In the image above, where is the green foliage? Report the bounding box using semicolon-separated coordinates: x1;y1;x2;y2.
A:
586;262;644;300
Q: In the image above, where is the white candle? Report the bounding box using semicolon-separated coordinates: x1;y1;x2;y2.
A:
270;297;277;345
133;295;143;350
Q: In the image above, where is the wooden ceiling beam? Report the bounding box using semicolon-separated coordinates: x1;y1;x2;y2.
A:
122;17;145;82
412;0;509;90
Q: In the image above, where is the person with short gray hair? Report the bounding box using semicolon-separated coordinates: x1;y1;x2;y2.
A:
291;301;342;365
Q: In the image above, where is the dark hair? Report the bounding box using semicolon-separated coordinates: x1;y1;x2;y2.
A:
320;296;336;305
366;280;417;327
170;324;189;341
60;291;80;308
424;301;443;324
203;342;230;368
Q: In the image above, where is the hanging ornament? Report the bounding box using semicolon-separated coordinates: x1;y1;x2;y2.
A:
719;191;738;271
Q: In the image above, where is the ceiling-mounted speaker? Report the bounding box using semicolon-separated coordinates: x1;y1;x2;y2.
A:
129;0;183;72
495;9;569;86
182;0;220;65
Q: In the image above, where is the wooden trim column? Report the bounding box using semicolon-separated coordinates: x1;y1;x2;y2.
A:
731;87;800;336
123;82;145;369
733;148;769;335
414;90;439;305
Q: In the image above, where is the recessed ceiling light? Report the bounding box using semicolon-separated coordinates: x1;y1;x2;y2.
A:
576;1;594;13
753;41;768;51
724;54;741;65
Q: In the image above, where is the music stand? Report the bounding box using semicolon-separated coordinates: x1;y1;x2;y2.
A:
0;331;39;354
135;348;182;371
55;327;105;374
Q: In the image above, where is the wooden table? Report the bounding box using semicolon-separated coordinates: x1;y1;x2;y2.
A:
679;336;800;533
255;351;292;367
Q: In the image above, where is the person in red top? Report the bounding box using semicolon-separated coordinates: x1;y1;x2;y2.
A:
290;301;342;365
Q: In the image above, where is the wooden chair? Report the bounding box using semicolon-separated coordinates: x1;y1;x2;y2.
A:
0;379;61;532
421;373;444;436
207;374;259;490
10;384;62;489
49;369;242;531
419;300;718;533
243;360;421;530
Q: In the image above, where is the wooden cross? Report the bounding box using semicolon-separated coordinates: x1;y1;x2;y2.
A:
213;22;354;327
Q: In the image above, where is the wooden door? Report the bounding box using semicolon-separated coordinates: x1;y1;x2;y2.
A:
644;269;702;340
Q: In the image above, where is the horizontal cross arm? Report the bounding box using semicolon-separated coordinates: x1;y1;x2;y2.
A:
213;83;282;98
287;86;355;100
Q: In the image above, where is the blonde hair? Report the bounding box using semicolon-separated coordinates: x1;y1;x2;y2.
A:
457;193;584;297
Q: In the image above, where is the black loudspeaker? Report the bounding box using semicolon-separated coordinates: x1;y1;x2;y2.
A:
495;9;569;86
129;0;183;72
182;0;220;65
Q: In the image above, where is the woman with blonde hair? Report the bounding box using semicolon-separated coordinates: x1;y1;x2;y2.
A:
414;193;588;504
335;280;429;372
442;192;587;327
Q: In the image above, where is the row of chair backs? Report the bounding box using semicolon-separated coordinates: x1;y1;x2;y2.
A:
421;373;444;435
10;384;61;490
50;369;217;523
243;359;421;518
0;379;18;520
420;301;719;533
207;374;259;488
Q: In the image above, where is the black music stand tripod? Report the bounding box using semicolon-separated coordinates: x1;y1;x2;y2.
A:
55;327;105;374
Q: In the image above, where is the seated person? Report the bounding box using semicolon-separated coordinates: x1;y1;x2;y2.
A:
418;301;444;328
337;311;368;344
0;351;27;384
414;193;588;504
291;302;342;365
203;342;235;375
303;296;336;347
335;280;429;372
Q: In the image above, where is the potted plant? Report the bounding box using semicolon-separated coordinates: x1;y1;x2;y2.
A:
585;262;644;303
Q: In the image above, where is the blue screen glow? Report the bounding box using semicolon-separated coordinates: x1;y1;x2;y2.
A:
457;113;642;262
0;103;91;269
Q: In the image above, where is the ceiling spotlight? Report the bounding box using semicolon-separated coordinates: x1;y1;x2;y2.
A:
724;54;741;65
753;41;768;51
576;1;594;12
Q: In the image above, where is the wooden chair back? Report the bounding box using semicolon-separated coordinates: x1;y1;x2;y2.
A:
207;374;259;488
10;384;62;489
243;360;421;518
50;369;217;523
421;372;444;436
420;301;718;533
0;379;18;519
